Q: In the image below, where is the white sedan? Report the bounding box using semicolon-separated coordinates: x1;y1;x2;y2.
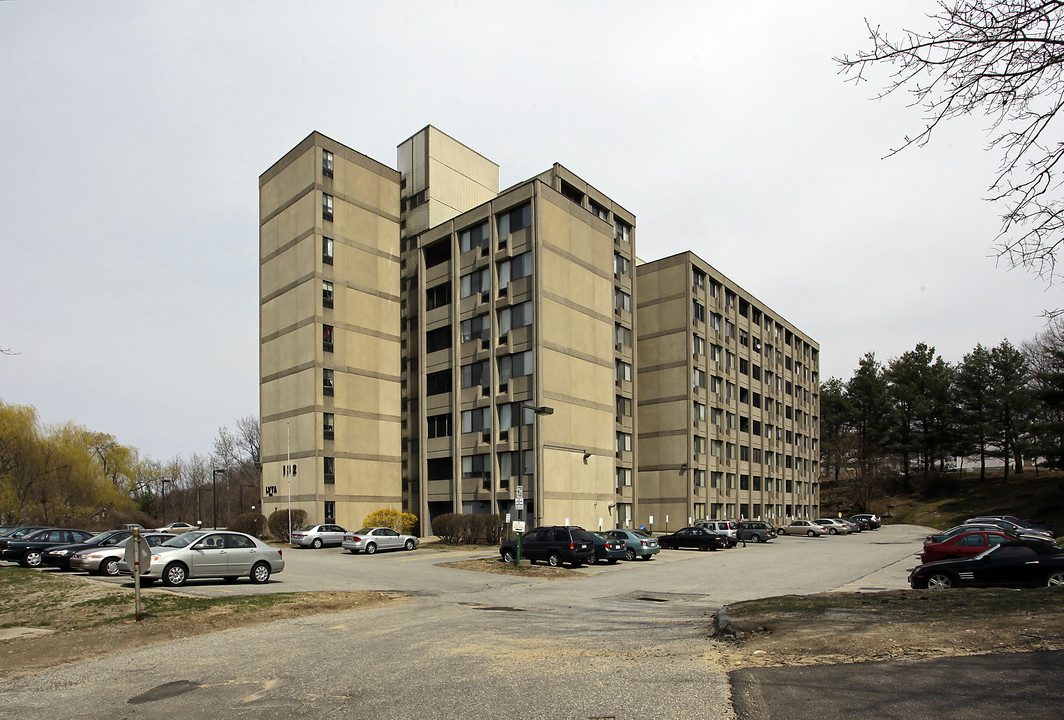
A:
776;520;828;537
118;530;284;586
342;527;418;554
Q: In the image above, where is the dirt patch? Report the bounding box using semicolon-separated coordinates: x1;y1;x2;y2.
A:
711;589;1064;669
437;557;584;579
0;572;404;679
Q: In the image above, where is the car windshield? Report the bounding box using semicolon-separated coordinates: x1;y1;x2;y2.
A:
354;528;374;534
161;531;207;548
632;530;652;539
85;531;118;544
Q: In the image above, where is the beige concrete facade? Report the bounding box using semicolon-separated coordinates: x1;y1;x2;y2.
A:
260;127;816;537
636;252;820;528
259;132;403;530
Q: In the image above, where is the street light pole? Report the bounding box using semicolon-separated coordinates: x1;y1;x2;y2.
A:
516;403;553;566
212;469;225;529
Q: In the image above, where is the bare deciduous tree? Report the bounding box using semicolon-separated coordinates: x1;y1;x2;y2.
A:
837;1;1064;281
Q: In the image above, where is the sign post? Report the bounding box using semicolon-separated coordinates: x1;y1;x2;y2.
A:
124;528;152;622
514;485;525;567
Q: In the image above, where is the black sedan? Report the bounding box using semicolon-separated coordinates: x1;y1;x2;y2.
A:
657;526;728;551
0;528;94;567
42;529;134;570
909;539;1064;589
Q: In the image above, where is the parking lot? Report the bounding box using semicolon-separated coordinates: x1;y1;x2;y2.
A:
4;525;933;720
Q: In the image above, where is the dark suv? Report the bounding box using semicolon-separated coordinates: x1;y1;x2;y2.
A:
499;526;595;568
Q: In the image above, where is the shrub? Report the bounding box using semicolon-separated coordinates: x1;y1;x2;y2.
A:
230;512;267;537
267;508;307;542
430;513;503;544
362;508;418;534
431;513;463;543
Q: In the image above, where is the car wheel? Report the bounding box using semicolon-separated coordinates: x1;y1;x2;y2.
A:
101;558;120;577
624;549;636;561
548;552;562;567
753;534;764;543
501;548;516;564
404;539;415;551
223;576;238;583
22;550;43;568
807;530;816;537
777;528;786;535
250;562;271;584
587;555;598;564
926;573;954;590
312;538;323;549
163;562;188;587
365;542;377;555
829;528;838;535
699;543;709;551
659;541;669;549
1046;571;1064;587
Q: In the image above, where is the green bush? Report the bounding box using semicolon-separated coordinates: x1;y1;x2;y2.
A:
430;513;503;544
267;508;307;542
230;512;267;537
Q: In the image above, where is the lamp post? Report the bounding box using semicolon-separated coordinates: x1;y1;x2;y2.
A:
516;403;553;566
212;469;225;529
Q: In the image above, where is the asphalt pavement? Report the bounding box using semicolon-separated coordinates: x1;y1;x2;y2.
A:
2;524;1052;719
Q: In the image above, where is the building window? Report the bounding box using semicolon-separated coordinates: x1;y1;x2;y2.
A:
324;457;335;484
711;440;724;458
322;236;334;265
426;282;451;310
710;344;722;363
461;314;490;343
614;218;631;243
426;326;452;353
616;503;632;528
462;360;490;389
427;457;452;481
459;221;490;254
614;289;631;313
323;368;334;397
693;368;706;389
498;350;533;382
615;323;632;347
693;268;706;290
461;407;491;434
427;414;452;439
497;203;532;243
709;313;721;331
462;454;489;479
499;450;532;479
614;252;630;278
323;413;334;440
752;364;761;381
322;149;334;178
693;334;706;355
740;445;750;461
694;435;707;454
589;198;609;220
616;467;632;489
617;395;632;417
616;359;632;382
423;239;450;268
323;325;334;353
694;401;706;422
426;369;451;396
739;329;749;347
498;252;532;291
499;402;533;431
616;432;632;452
498;301;532;336
322;193;334;222
692;301;705;323
739;358;749;375
693;469;706;487
324;500;335;522
322;280;334;309
461;268;490;299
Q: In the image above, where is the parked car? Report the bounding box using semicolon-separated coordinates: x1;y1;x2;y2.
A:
696;520;739;542
966;516;1054;538
71;533;174;575
776;520;827;537
657;526;729;551
925;523;1030;545
815;518;853;535
43;529;134;570
604;529;659;561
0;525;52;544
838;518;862;533
118;529;284;586
342;527;419;554
155;522;196;535
920;529;1019;563
499;526;595;567
292;523;348;549
850;513;881;529
849;517;873;531
908;539;1064;589
0;528;94;567
588;532;627;564
737;521;776;543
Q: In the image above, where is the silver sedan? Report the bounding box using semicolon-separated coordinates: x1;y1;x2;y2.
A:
291;524;347;548
776;520;828;537
118;530;285;587
342;527;418;554
71;533;173;575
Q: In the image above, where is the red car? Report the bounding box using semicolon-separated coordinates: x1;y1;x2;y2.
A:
919;530;1015;563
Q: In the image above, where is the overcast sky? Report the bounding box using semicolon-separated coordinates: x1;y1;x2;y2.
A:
2;0;1058;461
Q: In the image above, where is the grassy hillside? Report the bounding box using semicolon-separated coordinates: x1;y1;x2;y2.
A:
822;470;1064;539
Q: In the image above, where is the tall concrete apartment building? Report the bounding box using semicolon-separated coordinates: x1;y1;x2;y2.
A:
259;126;817;535
637;254;820;527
